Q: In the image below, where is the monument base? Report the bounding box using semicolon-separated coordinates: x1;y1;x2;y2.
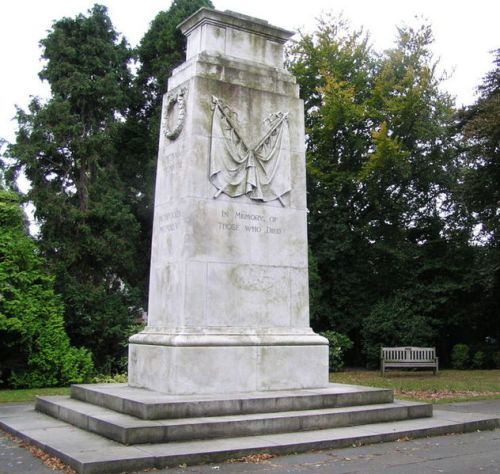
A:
128;331;329;394
4;383;496;474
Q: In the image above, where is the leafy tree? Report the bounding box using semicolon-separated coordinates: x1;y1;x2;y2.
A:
0;184;93;387
288;17;378;341
455;50;500;347
7;5;141;372
7;2;219;370
459;49;500;244
289;17;468;364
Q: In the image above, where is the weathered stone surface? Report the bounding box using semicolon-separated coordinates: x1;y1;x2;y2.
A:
35;395;432;445
128;8;328;394
68;383;394;419
180;8;294;68
129;343;327;394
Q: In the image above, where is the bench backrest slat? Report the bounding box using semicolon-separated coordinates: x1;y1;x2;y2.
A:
381;346;438;374
381;347;436;361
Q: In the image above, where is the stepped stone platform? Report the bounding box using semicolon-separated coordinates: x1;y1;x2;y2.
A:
71;382;394;419
0;383;498;474
34;384;427;445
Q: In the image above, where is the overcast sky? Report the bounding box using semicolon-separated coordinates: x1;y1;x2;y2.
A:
1;0;498;146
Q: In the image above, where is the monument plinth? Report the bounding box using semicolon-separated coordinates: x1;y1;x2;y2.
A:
128;8;329;394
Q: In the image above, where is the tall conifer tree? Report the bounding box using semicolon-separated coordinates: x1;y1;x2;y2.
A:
8;5;140;371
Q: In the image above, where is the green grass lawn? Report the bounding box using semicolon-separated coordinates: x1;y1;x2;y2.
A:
0;370;499;404
332;369;500;403
0;387;70;404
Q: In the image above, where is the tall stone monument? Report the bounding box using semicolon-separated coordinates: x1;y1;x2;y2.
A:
128;8;329;394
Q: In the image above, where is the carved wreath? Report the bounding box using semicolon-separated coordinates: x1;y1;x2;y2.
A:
163;87;187;140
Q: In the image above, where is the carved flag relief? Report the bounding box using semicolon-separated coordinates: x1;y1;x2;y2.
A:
209;96;291;206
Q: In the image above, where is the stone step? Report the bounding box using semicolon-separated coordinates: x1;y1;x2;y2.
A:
70;383;394;419
35;395;431;445
1;403;498;474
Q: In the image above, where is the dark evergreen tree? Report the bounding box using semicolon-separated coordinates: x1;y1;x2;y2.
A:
455;50;500;352
459;49;500;245
8;5;141;372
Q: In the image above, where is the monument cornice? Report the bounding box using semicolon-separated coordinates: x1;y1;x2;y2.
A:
179;7;295;44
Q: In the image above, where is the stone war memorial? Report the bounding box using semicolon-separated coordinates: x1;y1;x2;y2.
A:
1;8;497;474
127;6;329;395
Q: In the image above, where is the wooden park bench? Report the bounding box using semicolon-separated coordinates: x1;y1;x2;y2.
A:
380;346;438;375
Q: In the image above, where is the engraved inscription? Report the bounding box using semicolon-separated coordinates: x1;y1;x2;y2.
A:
235;211;265;222
218;223;239;231
265;226;281;234
217;208;283;235
244;225;262;233
162;151;182;173
159;209;181;233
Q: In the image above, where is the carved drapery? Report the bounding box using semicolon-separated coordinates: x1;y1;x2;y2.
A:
209;96;291;206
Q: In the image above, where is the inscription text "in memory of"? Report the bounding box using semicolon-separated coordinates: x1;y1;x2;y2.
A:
218;208;282;235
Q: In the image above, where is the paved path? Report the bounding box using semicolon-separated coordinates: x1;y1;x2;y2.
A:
157;429;500;473
0;428;57;474
0;400;498;474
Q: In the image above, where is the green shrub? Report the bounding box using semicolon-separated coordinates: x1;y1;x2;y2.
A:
91;372;128;384
471;351;486;369
320;330;353;372
451;343;470;369
7;314;94;388
492;351;500;369
0;187;94;388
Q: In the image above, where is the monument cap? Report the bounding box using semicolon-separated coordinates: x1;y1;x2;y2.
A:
178;7;295;68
